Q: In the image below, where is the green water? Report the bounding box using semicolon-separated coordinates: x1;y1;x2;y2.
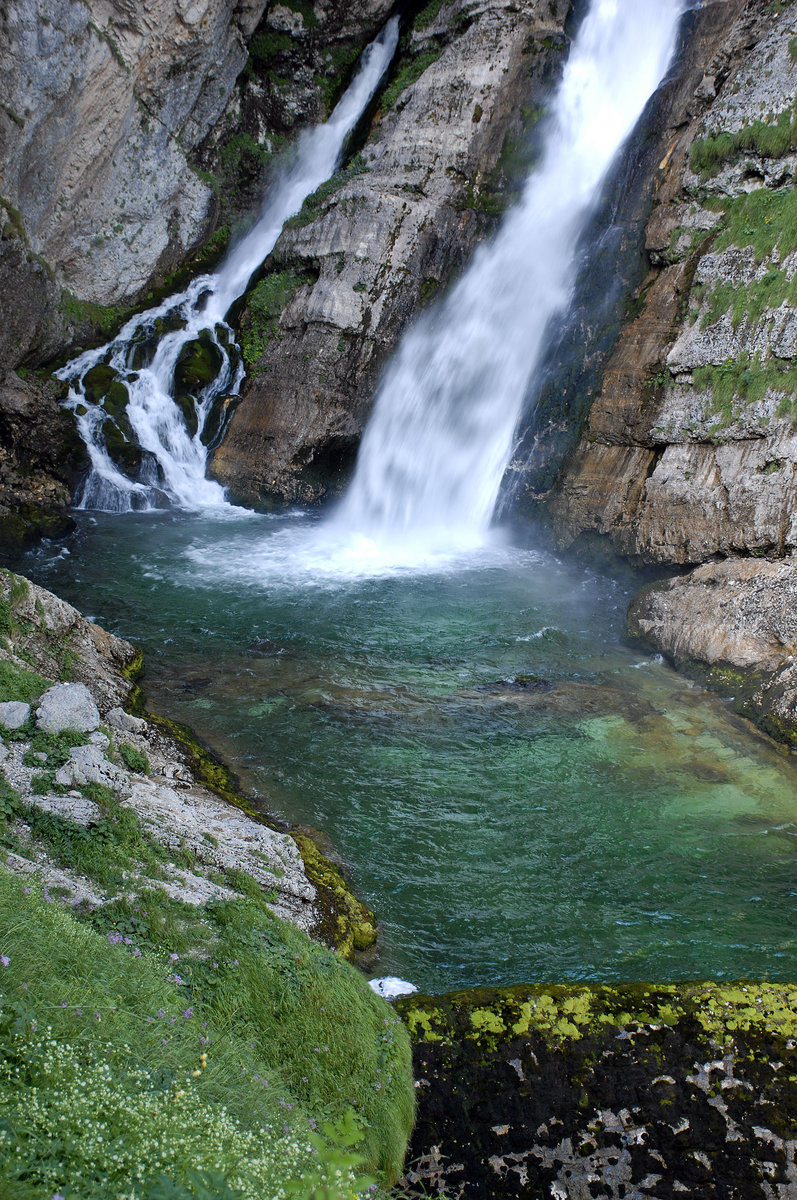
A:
25;511;797;993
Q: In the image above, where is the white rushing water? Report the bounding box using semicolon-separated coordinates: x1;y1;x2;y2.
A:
57;19;399;512
332;0;687;560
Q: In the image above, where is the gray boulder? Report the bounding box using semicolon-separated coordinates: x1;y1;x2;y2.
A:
54;744;128;792
0;700;31;730
36;683;100;734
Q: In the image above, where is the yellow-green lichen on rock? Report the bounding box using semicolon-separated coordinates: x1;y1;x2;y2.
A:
396;980;797;1198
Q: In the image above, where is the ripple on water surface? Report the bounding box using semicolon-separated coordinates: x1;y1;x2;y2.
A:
26;511;797;993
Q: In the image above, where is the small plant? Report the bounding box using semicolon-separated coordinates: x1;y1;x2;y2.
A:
119;741;151;775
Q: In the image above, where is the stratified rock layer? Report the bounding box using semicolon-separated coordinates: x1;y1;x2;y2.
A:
627;557;797;744
550;0;797;566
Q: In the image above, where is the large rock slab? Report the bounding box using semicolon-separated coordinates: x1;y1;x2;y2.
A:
36;683;100;734
397;981;797;1199
627;557;797;745
212;0;570;504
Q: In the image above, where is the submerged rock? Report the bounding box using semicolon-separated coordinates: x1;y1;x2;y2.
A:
628;557;797;746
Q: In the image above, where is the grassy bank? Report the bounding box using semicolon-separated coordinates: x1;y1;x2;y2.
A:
0;575;415;1198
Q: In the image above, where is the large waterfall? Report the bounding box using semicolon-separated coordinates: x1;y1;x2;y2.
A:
57;19;399;512
333;0;686;554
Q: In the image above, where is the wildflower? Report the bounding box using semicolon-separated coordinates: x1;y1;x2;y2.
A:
107;932;123;945
169;953;179;961
22;887;30;894
181;1008;194;1019
157;1009;166;1019
0;955;9;967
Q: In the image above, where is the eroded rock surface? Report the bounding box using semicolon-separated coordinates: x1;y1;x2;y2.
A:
212;0;570;504
550;0;797;566
628;557;797;744
397;982;797;1199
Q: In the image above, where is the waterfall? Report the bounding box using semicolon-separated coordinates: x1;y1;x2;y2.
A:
334;0;686;554
57;18;399;513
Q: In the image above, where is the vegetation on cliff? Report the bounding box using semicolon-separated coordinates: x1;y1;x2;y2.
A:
0;570;415;1197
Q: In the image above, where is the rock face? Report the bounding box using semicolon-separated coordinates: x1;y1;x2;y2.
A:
211;0;570;504
549;0;797;566
397;982;797;1199
1;0;264;311
628;557;797;744
540;0;797;744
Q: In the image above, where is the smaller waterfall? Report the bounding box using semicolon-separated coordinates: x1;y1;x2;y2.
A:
58;19;399;513
334;0;686;554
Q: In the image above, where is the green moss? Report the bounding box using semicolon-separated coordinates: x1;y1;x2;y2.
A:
238;268;315;368
293;833;377;959
380;46;444;112
399;980;797;1049
60;290;134;341
414;0;456;31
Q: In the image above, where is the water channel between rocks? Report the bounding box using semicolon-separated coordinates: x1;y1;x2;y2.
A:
23;509;797;995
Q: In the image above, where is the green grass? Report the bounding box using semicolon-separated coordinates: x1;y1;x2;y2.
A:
693;351;797;427
0;860;413;1195
0;661;51;706
705;185;797;262
700;265;797;330
690;103;797;177
381;47;444;112
119;740;151;775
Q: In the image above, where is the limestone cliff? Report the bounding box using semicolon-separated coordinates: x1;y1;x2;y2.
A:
550;0;797;564
211;0;570;505
539;0;797;743
0;0;393;542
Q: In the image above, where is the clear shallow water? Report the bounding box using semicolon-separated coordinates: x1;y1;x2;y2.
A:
25;511;797;993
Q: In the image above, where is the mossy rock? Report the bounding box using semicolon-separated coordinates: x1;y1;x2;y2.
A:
201;393;239;450
82;363;116;405
174;330;224;393
293;832;377;959
0;504;76;552
396;981;797;1198
101;418;142;478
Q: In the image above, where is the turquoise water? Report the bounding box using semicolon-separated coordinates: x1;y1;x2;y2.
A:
25;510;797;993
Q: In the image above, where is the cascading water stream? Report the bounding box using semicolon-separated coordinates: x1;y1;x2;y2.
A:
56;18;399;513
332;0;686;558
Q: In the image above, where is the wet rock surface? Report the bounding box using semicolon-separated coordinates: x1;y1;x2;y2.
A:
396;982;797;1199
627;556;797;745
212;0;570;504
550;0;797;566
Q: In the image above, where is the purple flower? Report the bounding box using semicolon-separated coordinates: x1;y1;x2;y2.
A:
22;887;30;894
167;972;184;986
0;955;9;968
181;1008;194;1019
157;1009;166;1019
107;932;123;945
169;953;179;962
60;1001;67;1007
131;947;142;958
